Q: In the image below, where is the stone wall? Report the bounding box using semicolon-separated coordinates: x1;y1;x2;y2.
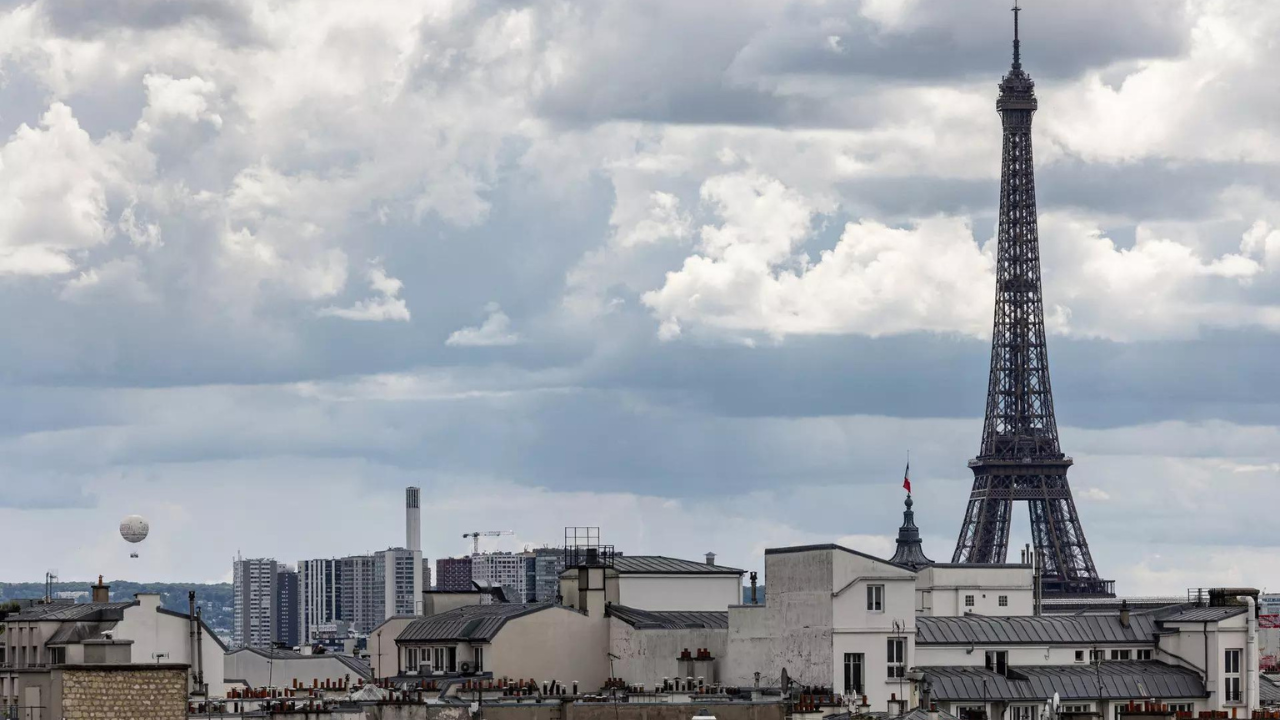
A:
54;664;188;720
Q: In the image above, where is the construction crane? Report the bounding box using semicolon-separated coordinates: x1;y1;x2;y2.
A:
463;530;513;555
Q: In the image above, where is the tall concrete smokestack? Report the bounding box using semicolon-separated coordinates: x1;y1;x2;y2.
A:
406;487;421;552
406;486;423;614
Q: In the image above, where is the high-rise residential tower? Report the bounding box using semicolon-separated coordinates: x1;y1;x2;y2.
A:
231;557;277;649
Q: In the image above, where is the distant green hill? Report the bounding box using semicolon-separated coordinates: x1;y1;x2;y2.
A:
0;581;234;635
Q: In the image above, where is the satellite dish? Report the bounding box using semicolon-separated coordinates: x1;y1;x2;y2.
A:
120;515;149;558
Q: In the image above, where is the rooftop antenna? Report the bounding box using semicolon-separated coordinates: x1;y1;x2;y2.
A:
1011;1;1022;69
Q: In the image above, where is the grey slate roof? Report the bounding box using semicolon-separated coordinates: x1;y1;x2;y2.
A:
1260;675;1280;706
7;600;229;652
229;647;373;680
916;614;1156;646
7;602;133;622
922;662;1206;702
46;621;118;646
1158;607;1247;623
397;603;554;643
613;556;744;575
607;604;729;629
333;654;374;680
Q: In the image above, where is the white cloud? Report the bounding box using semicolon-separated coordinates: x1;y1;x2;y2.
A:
640;170;1280;343
1040;213;1274;341
643;170;993;341
446;302;519;347
0;103;124;275
614;191;691;248
319;264;410;322
140;73;222;128
1079;487;1111;502
1045;0;1280;164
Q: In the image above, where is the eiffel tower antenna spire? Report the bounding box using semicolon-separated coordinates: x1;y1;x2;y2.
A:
1012;1;1022;69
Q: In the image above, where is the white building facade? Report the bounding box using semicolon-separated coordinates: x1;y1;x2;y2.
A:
232;557;278;649
298;557;341;643
383;547;423;618
472;553;530;604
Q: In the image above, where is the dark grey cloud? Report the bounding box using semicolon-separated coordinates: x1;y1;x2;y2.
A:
835;158;1280;226
733;0;1190;84
42;0;257;44
530;0;1189;127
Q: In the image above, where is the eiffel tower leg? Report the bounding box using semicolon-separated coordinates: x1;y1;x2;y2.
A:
952;477;1012;564
1028;477;1107;595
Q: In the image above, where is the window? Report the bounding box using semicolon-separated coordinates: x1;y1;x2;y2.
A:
1089;649;1104;663
433;647;446;672
48;647;65;665
1062;705;1091;714
1137;649;1152;661
887;638;906;679
985;650;1008;676
1011;706;1035;720
1169;704;1194;716
1074;650;1085;663
1225;649;1242;703
964;594;975;608
407;648;418;669
867;585;884;612
843;653;864;696
1111;649;1131;660
473;646;484;672
998;595;1008;607
956;706;987;720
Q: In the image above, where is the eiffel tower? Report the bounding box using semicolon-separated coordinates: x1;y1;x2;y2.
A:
950;4;1113;596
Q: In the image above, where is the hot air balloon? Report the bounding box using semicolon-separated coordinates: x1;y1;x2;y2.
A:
120;515;149;558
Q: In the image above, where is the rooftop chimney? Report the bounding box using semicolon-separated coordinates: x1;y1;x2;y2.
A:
705;552;716;566
91;575;110;603
750;571;759;604
1119;599;1130;629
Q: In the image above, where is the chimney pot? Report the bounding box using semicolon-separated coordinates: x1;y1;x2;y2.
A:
705;552;716;565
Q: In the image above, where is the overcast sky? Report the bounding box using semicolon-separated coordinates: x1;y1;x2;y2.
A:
0;0;1278;594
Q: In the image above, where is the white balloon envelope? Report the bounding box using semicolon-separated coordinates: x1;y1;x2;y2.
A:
120;515;149;544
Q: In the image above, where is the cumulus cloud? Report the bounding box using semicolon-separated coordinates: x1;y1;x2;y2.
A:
140;73;222;128
446;303;519;347
641;171;1280;343
644;171;992;340
0;103;124;275
319;264;410;322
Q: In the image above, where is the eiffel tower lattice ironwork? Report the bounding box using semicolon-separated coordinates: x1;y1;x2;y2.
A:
950;4;1113;597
